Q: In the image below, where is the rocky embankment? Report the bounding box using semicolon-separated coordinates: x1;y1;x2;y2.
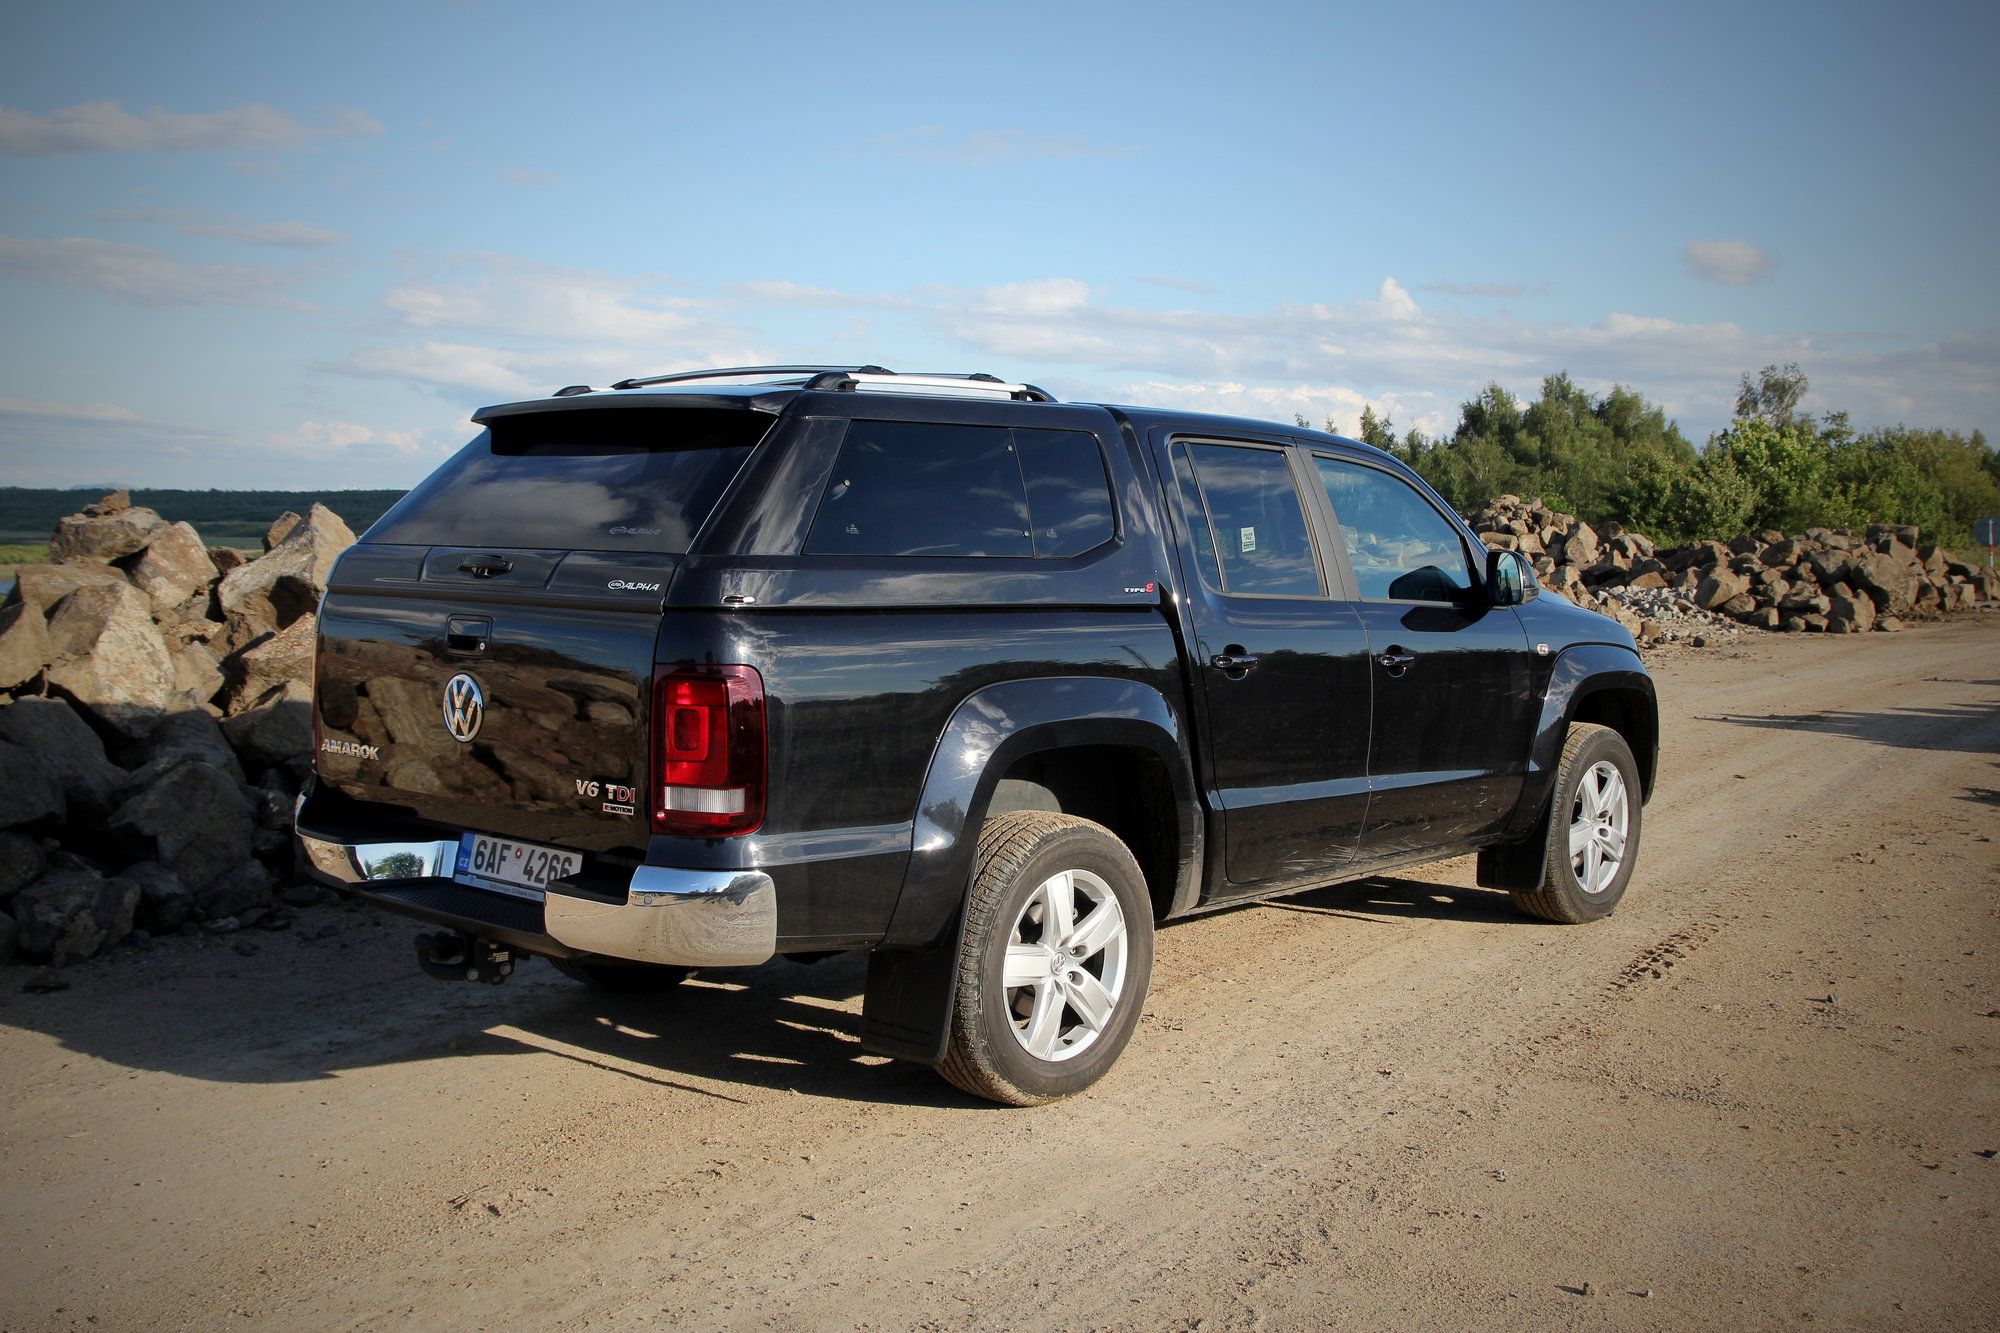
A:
1469;495;1998;646
1;489;1994;972
0;493;354;968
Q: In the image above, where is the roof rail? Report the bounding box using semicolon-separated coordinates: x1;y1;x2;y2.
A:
608;364;889;391
606;364;1057;402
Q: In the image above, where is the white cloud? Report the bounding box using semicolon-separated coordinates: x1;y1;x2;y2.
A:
380;256;739;344
0;395;142;423
97;208;345;250
262;419;430;460
1135;275;1212;294
0;101;382;156
1683;239;1777;287
0;233;318;306
333;341;766;400
1418;281;1547;299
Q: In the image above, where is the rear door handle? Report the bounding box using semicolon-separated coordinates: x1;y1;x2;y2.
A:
1208;653;1260;673
1376;649;1417;671
457;555;514;579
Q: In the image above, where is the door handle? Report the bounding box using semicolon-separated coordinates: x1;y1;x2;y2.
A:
1208;653;1260;674
1376;648;1417;672
457;555;514;579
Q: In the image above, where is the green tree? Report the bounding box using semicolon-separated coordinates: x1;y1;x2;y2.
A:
1734;362;1810;426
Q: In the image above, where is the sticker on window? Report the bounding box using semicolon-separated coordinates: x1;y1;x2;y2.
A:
1239;526;1257;553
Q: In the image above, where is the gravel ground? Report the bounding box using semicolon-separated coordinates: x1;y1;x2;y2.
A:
1;617;1996;1332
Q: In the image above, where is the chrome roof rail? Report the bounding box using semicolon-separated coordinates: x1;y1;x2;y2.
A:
606;364;1057;402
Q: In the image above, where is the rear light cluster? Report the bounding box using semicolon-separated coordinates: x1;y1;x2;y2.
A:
651;666;766;836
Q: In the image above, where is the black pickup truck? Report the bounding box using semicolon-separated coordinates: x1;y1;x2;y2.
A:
297;365;1656;1104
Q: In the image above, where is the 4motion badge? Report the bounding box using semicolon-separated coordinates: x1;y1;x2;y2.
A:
442;672;485;743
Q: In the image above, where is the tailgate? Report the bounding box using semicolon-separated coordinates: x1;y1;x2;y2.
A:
313;545;676;853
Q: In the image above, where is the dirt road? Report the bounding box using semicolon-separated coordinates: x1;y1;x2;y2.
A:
3;619;1996;1332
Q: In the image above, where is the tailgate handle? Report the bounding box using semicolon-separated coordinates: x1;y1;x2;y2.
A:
457;554;514;579
446;615;491;656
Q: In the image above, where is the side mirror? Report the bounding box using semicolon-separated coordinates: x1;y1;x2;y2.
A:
1485;547;1537;606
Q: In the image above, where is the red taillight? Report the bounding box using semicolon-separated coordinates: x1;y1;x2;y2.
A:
651;666;765;836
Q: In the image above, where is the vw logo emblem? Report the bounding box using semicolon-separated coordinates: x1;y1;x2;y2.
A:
442;673;484;743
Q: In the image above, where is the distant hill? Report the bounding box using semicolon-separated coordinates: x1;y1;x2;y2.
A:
0;487;408;545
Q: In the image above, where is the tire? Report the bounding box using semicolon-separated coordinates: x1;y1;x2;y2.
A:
937;811;1155;1106
1509;722;1643;924
547;958;695;993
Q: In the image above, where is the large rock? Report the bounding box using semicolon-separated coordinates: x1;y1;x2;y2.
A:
124;520;218;611
0;739;64;832
42;582;175;737
1828;590;1877;632
0;830;49;903
0;696;126;824
1850;551;1925;615
48;502;167;564
6;563;129;615
135;708;244;781
12;869;139;962
1693;569;1751;610
222;613;316;715
107;761;256;895
220;678;314;770
0;600;52;690
215;503;354;630
171;640;225;704
122;861;193;933
197;859;274;920
265;511;303;550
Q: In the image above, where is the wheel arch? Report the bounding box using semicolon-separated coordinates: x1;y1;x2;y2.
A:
861;676;1199;1064
1478;642;1657;891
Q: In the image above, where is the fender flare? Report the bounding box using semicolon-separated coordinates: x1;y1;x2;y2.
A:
887;675;1197;948
861;676;1198;1063
1509;642;1657;834
1479;642;1657;890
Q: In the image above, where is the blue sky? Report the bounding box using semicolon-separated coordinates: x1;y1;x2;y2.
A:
1;0;1994;489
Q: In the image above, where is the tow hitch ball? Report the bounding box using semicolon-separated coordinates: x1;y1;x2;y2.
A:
414;930;516;985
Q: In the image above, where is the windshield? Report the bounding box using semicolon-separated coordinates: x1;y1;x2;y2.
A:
363;408;769;553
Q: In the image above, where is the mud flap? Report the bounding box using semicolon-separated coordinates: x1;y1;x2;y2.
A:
859;910;965;1064
1475;811;1554;891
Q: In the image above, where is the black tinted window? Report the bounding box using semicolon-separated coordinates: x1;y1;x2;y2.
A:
806;422;1114;559
364;408;766;553
1018;429;1115;557
1182;443;1323;596
1315;457;1475;601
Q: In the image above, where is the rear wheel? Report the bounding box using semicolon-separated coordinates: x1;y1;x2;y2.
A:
548;958;695;992
937;811;1154;1106
1509;722;1642;923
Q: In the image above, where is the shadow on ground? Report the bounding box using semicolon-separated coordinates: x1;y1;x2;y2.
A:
0;871;1528;1103
1700;694;2000;755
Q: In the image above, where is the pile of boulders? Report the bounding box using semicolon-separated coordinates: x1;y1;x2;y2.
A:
0;493;355;966
1469;495;1998;646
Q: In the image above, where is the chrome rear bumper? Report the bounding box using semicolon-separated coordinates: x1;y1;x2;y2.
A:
296;830;777;968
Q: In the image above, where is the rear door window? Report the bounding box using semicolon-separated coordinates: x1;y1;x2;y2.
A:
806;421;1114;558
363;408;768;553
1177;442;1324;597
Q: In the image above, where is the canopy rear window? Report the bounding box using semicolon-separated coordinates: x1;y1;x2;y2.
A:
363;408;769;553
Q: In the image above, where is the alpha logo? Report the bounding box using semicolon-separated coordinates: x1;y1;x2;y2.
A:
606;579;662;592
609;525;662;536
320;738;381;760
441;672;484;743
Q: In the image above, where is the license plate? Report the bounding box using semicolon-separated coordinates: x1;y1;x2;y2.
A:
454;833;581;901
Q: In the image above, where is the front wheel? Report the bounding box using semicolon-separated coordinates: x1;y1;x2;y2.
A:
1509;722;1643;924
937;811;1154;1105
